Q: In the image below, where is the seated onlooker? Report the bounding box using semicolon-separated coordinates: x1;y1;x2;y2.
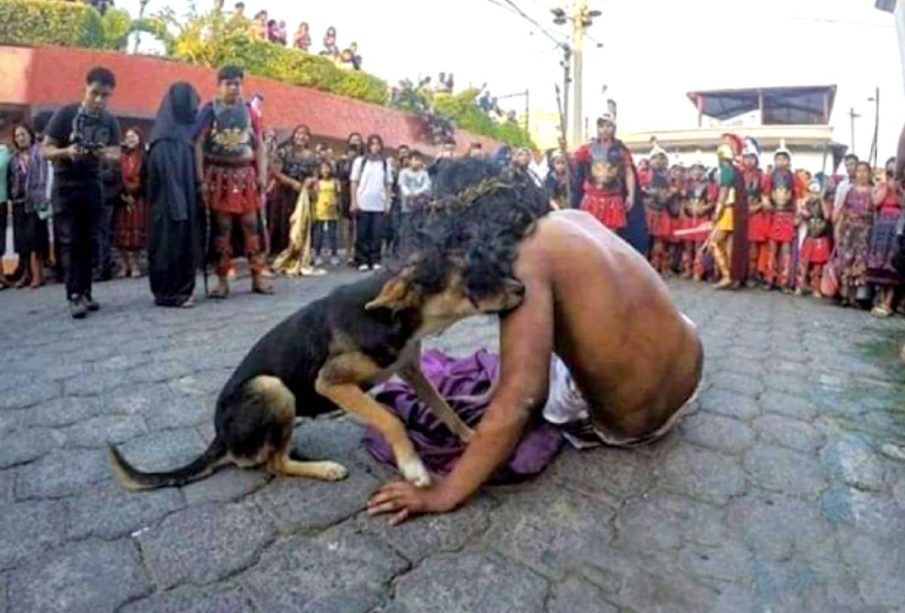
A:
252;10;268;39
339;43;362;70
322;26;339;57
293;22;311;51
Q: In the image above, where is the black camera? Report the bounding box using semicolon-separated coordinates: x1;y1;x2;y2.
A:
70;110;106;156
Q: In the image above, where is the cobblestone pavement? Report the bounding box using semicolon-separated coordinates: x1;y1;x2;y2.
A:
1;271;905;612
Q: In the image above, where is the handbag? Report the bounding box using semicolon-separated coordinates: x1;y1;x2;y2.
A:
820;251;839;297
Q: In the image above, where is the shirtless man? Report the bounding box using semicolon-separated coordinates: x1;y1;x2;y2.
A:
368;175;703;524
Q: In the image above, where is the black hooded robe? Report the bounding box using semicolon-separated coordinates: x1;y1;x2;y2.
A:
146;82;202;307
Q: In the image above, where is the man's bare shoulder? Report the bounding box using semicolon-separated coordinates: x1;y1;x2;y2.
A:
523;210;629;256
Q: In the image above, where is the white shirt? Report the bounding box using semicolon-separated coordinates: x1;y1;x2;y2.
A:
351;156;393;213
834;177;853;215
528;158;549;187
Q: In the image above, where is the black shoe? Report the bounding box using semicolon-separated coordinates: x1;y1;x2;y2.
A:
84;295;100;312
70;297;88;320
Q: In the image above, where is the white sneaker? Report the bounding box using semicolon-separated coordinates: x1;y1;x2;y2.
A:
330;256;340;267
357;264;370;272
372;264;383;271
314;257;324;267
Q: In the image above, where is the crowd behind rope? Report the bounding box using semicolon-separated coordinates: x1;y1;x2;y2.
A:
6;63;904;323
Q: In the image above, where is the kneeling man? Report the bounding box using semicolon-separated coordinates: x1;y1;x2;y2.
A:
368;161;703;524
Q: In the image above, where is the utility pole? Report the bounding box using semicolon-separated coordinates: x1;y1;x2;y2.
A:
570;1;586;146
869;87;880;169
553;2;599;147
568;1;599;146
560;44;572;143
849;107;861;155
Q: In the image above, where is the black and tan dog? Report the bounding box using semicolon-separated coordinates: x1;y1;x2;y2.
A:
108;264;524;490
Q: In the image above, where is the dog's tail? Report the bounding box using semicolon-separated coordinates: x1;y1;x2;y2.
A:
107;437;228;491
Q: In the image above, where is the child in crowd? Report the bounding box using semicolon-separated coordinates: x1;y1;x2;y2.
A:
398;150;432;215
796;180;832;297
312;161;341;267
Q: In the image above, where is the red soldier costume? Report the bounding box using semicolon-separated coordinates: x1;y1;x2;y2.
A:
577;139;630;231
762;141;802;290
741;138;769;286
797;180;831;295
644;145;673;273
680;161;713;280
196;96;271;296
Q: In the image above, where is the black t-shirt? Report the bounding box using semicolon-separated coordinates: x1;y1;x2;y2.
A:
45;103;121;185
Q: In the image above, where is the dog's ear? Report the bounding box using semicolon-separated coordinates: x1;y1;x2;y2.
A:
366;276;418;311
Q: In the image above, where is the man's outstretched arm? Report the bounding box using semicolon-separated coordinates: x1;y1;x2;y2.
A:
368;265;555;525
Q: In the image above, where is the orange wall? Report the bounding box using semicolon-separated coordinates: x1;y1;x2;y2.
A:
0;44;501;156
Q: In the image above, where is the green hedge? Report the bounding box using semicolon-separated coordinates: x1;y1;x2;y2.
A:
433;89;534;148
0;0;528;146
0;0;102;48
209;34;389;105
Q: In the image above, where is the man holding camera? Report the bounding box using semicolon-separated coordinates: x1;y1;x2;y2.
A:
42;67;122;319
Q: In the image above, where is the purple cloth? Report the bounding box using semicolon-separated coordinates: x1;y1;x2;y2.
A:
365;349;564;484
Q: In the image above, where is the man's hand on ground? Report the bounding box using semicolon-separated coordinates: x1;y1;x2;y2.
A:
367;479;455;526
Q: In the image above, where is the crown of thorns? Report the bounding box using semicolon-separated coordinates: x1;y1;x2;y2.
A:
422;177;516;213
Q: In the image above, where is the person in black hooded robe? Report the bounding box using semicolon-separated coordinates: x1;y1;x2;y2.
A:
147;82;202;307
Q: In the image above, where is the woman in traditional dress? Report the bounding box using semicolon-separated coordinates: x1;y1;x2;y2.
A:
114;128;146;278
146;82;201;308
8;124;49;288
268;125;317;257
867;158;903;316
833;162;875;307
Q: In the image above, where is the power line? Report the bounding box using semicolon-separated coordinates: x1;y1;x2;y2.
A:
500;0;568;47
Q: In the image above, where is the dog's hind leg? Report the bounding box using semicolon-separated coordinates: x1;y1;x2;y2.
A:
399;362;474;442
315;378;431;488
267;454;348;481
236;376;347;481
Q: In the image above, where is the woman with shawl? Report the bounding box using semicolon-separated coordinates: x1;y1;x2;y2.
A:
114;128;146;278
8;124;49;288
146;83;202;308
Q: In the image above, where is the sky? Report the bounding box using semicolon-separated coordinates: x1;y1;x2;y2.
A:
120;0;904;160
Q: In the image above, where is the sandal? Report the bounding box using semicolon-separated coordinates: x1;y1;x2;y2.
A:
872;305;893;318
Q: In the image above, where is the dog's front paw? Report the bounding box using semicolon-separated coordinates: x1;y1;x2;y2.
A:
399;457;431;488
318;461;349;481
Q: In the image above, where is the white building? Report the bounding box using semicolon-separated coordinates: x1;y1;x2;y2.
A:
620;86;848;174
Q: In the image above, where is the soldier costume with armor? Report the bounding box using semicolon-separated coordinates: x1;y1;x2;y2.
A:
573;112;646;252
679;159;713;280
762;140;802;291
741;138;769;286
195;65;272;298
644;145;673;273
796;180;832;296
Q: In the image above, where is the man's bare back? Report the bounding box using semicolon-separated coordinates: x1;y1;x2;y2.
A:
368;209;703;524
519;209;702;439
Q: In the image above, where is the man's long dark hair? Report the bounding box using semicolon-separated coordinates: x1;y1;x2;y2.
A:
398;158;551;299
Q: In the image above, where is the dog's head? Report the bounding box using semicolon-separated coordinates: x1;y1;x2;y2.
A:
365;259;525;321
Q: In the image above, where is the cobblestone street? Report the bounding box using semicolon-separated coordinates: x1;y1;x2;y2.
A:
1;271;904;612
